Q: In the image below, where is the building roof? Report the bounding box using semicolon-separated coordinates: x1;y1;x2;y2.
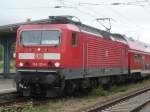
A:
0;18;51;36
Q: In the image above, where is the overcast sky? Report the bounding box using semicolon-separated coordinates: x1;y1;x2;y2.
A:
0;0;150;43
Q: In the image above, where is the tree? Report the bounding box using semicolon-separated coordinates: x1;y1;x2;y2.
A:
0;45;2;60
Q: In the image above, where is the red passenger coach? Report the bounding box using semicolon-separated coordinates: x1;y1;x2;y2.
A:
14;16;150;97
126;38;150;77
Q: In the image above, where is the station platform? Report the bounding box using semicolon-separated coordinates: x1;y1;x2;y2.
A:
0;79;16;94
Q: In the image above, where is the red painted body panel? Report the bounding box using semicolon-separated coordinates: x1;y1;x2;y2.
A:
143;54;150;70
14;19;150;97
126;38;150;72
16;24;128;70
128;51;141;70
82;33;128;68
128;49;150;71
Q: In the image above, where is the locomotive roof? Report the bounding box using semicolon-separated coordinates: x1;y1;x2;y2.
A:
53;16;128;44
74;19;150;53
49;16;113;40
0;15;150;54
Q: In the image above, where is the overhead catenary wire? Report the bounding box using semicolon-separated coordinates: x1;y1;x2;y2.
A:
75;5;113;30
62;0;150;39
60;0;148;33
0;0;149;33
59;0;115;31
61;0;150;28
77;3;142;32
74;4;133;32
107;6;143;29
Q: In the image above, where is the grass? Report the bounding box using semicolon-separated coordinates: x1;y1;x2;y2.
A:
0;61;2;69
0;45;2;60
0;56;149;111
0;60;15;79
7;79;148;112
10;60;15;69
0;58;149;112
89;86;109;97
0;60;15;69
0;79;150;112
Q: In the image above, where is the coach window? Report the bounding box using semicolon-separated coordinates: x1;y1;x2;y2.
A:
134;54;141;62
72;32;77;47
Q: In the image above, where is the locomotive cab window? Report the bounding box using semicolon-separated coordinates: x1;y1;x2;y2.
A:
20;30;60;46
72;32;77;47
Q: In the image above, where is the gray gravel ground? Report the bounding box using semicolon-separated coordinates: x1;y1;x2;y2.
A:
0;79;16;94
139;102;150;112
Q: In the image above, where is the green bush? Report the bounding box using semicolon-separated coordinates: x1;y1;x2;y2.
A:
0;43;16;61
0;46;2;60
10;43;16;59
89;86;109;97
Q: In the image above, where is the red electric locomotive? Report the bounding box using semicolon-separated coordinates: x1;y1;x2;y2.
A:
15;16;150;97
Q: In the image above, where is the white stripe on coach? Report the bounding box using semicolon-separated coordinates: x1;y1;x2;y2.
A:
19;53;34;59
44;53;60;60
19;53;60;60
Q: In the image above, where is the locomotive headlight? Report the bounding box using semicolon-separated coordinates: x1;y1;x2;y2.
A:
19;62;24;67
37;48;41;51
54;62;60;67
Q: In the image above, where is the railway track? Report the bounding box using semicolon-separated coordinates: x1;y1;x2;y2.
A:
83;86;150;112
0;91;34;112
1;83;150;112
0;91;28;106
0;90;50;112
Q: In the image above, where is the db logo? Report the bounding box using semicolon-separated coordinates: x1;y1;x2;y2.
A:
34;53;44;59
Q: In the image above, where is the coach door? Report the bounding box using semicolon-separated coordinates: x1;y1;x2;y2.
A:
141;55;145;70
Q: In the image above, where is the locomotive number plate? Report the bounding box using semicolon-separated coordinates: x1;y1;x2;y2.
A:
34;53;44;59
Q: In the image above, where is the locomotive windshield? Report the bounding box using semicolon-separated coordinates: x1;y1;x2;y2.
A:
20;30;60;46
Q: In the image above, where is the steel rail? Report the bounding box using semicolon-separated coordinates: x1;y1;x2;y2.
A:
82;85;150;112
0;91;30;107
131;100;150;112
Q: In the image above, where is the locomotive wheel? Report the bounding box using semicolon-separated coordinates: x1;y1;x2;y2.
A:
65;80;77;95
115;75;126;84
16;83;23;96
46;79;65;97
90;78;98;88
79;79;92;93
